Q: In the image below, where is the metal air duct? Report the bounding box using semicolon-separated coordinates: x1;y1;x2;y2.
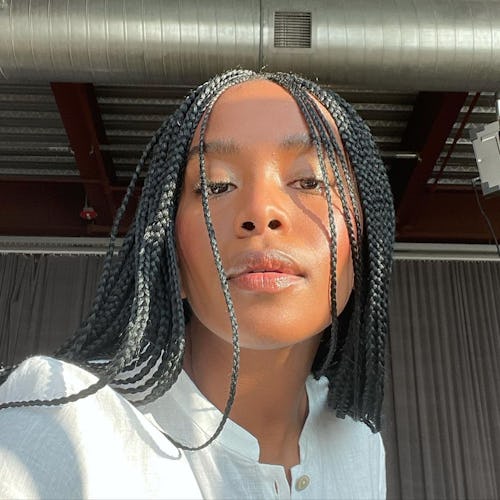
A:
0;0;499;90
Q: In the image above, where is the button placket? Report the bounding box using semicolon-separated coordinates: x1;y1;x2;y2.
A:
268;468;289;499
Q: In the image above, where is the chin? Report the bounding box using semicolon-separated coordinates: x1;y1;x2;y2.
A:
233;325;327;351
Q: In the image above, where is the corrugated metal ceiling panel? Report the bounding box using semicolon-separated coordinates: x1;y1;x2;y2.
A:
0;83;496;186
0;84;77;177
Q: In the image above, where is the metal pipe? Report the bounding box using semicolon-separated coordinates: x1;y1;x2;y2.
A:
380;152;419;160
431;92;481;188
1;236;499;261
1;0;500;90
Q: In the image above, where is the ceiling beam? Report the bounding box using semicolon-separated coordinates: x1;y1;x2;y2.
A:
397;188;500;243
51;82;117;226
1;180;496;242
0;175;141;192
0;180;87;236
395;92;468;229
0;180;137;237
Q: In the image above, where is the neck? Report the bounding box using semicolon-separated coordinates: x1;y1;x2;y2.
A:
183;316;322;471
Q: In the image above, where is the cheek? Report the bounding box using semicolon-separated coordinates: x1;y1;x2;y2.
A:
176;214;236;339
176;211;210;296
293;204;353;316
175;206;230;317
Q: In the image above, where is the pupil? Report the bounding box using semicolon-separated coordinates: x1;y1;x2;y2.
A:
211;184;225;194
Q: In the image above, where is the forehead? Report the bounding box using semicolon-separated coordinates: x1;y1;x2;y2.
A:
190;79;340;147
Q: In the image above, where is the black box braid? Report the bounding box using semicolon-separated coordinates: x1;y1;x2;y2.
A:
0;69;394;446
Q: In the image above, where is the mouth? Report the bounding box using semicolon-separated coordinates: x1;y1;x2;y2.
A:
226;250;304;292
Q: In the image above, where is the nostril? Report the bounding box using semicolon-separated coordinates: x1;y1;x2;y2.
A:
241;221;255;231
268;219;281;230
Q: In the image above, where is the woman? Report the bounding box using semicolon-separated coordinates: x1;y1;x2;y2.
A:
0;70;394;499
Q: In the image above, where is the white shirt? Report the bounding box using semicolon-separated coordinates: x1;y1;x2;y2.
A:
0;356;386;499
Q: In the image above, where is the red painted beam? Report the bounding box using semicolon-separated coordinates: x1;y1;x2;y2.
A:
0;179;496;242
51;82;116;226
0;180;137;237
396;92;468;229
397;188;500;243
0;181;87;236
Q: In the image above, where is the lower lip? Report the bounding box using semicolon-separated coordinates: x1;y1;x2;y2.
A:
230;272;302;292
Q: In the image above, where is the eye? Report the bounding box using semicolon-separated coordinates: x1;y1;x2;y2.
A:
194;181;236;196
208;182;235;195
290;177;327;192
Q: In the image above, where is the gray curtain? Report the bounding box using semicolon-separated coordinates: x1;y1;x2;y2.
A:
0;254;104;365
1;253;499;499
387;259;500;500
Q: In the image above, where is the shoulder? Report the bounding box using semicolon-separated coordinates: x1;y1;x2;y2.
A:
0;355;99;402
0;357;201;499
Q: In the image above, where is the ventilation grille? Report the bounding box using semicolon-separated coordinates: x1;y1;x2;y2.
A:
274;11;312;49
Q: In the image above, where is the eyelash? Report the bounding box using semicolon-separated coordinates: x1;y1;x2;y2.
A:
193;181;235;196
193;176;332;197
290;177;329;192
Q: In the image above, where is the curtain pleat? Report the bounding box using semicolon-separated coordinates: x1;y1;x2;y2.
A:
388;260;500;500
0;254;104;365
0;255;36;365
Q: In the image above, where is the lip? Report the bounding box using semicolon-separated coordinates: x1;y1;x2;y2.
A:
226;250;304;293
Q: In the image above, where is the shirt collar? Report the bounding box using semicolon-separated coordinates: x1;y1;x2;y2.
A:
143;370;329;463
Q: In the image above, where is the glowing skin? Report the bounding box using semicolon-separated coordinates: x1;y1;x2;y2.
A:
176;80;354;350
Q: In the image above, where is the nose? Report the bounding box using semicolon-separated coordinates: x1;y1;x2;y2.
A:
241;219;281;231
234;181;291;237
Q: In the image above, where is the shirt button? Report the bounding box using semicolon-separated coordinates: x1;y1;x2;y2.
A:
295;475;310;491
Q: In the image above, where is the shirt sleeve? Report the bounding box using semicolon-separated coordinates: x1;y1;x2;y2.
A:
0;356;95;498
0;356;202;500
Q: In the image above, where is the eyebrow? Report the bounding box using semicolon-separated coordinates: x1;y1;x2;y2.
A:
187;140;239;162
280;133;314;150
186;133;314;161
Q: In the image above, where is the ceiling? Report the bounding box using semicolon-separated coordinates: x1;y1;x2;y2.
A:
0;81;499;243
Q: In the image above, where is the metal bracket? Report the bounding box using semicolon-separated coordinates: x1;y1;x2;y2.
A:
470;121;500;197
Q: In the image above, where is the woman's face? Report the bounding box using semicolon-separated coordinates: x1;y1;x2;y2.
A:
175;80;354;350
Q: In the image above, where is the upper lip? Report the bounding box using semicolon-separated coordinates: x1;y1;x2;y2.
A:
226;250;304;279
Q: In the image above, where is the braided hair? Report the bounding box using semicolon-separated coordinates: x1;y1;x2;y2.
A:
0;70;394;446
